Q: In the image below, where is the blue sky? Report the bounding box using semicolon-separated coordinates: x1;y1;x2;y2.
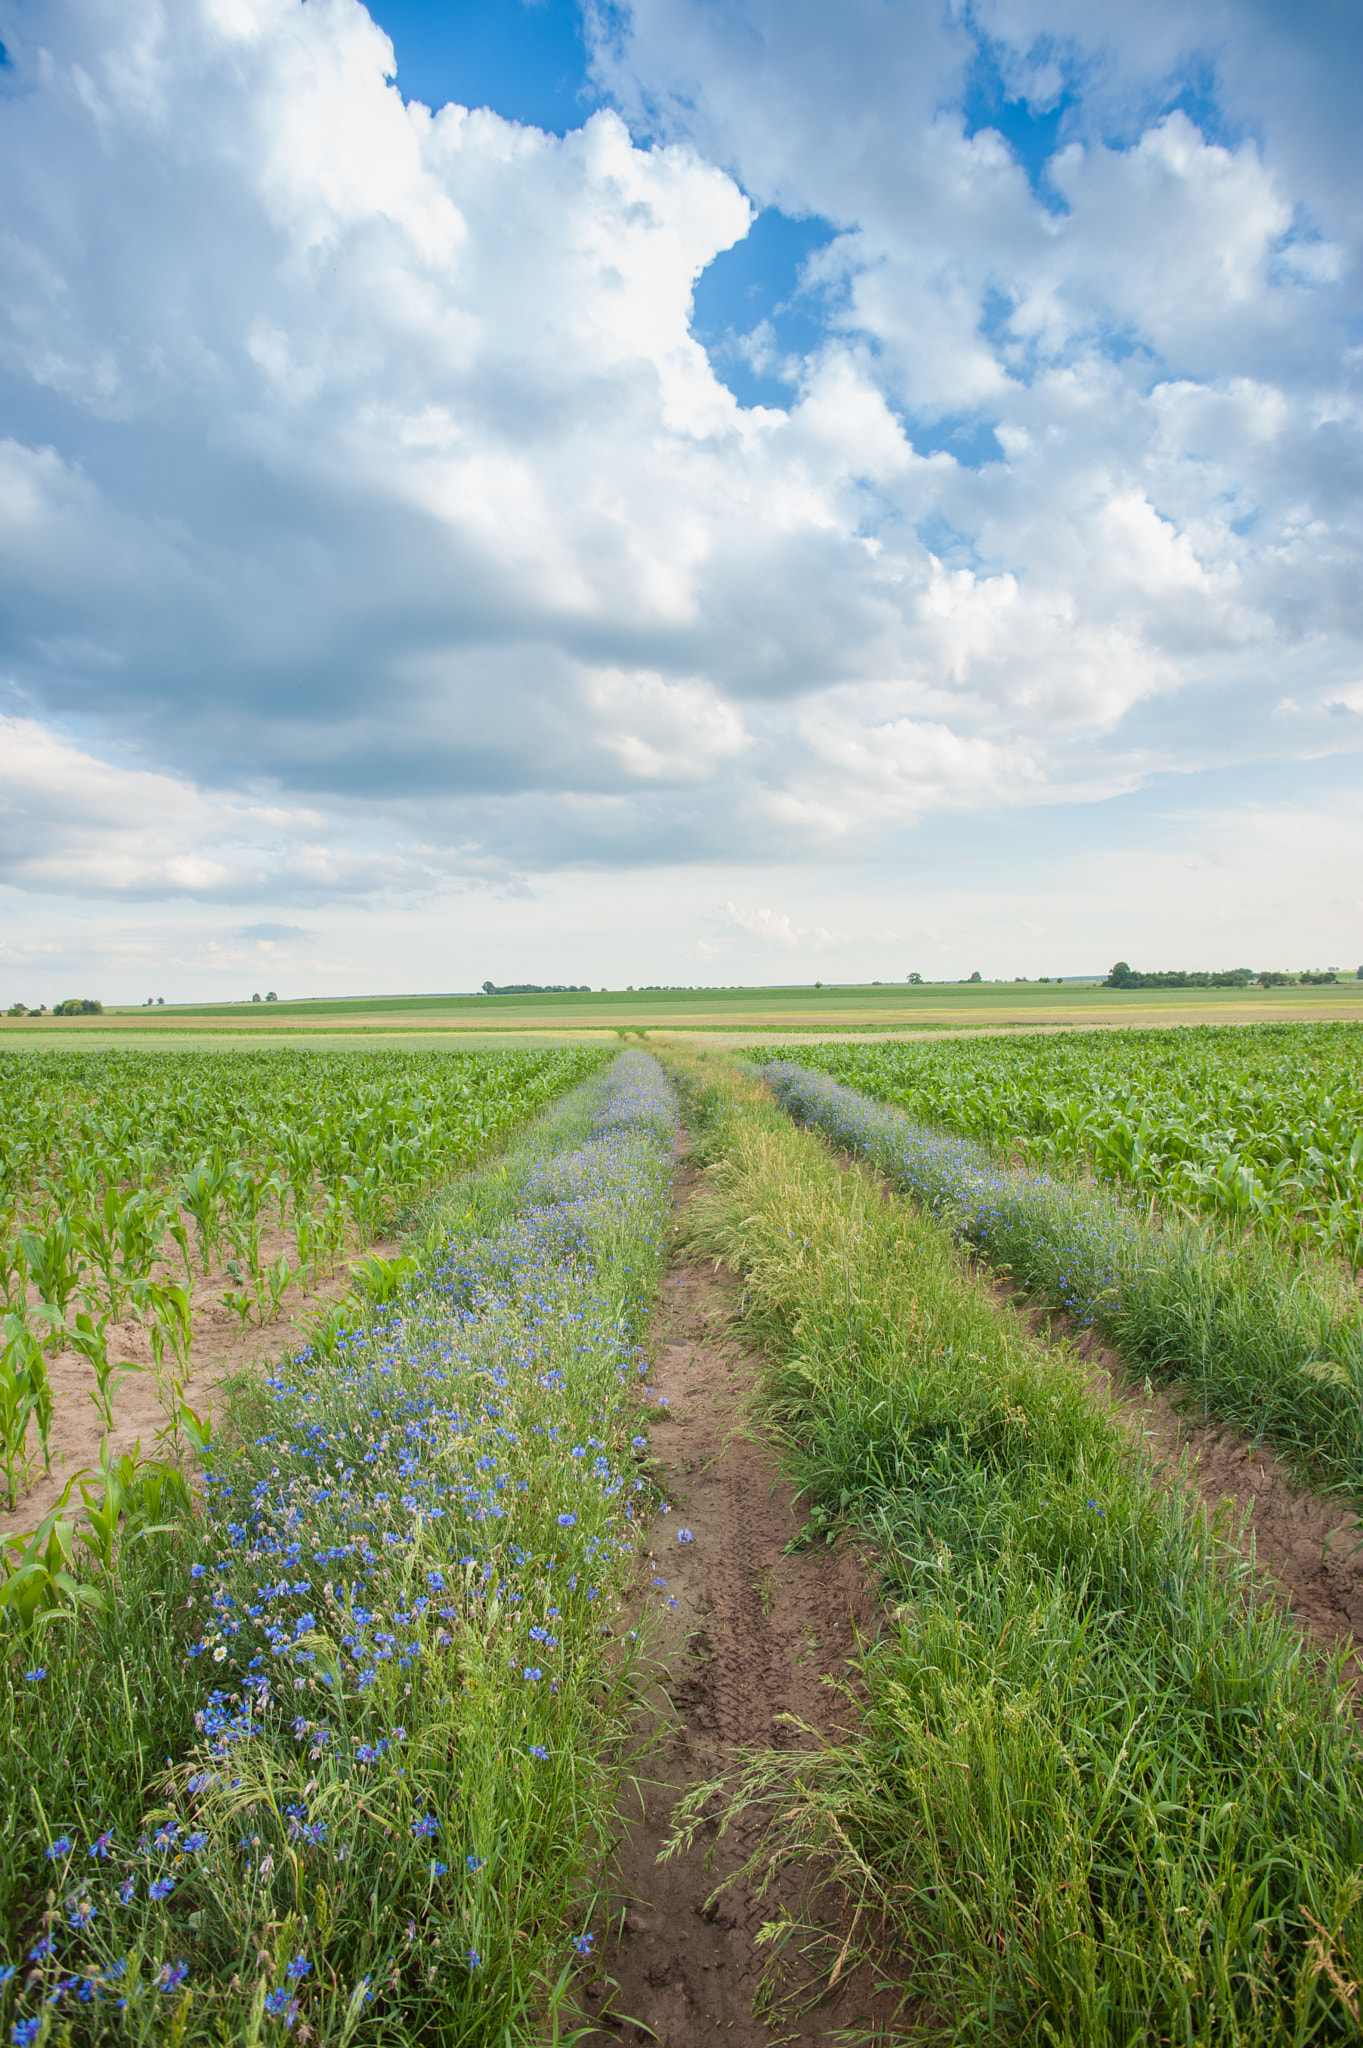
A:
0;0;1359;997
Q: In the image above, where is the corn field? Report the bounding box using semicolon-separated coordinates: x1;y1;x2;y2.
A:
754;1022;1363;1270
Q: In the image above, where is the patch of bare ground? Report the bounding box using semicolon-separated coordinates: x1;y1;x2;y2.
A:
1;1224;395;1537
579;1148;908;2048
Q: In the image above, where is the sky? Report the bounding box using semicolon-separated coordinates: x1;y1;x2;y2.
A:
0;0;1360;1001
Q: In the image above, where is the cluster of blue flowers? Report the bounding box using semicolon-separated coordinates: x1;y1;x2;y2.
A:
5;1054;679;2041
761;1061;1138;1329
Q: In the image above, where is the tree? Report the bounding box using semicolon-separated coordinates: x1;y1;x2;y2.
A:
252;992;262;1003
265;990;278;1002
969;970;982;983
481;980;496;995
907;972;923;984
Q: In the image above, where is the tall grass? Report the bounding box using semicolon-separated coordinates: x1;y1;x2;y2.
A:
668;1051;1363;2046
1;1053;676;2046
760;1060;1363;1493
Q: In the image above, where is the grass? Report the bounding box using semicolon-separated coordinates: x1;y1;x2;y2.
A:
663;1049;1363;2046
0;1053;678;2046
759;1060;1363;1497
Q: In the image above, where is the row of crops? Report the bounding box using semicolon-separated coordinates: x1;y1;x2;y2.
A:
1;1051;679;2044
755;1023;1363;1268
0;1046;604;1511
755;1050;1363;1487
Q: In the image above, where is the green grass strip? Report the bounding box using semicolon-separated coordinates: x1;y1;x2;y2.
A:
668;1052;1363;2047
757;1059;1363;1496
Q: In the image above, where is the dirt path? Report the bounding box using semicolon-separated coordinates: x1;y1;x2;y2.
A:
581;1150;900;2047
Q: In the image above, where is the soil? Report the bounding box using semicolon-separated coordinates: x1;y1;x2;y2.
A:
1;1224;389;1538
578;1148;907;2047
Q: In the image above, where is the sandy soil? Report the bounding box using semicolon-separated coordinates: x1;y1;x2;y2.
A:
1;1224;389;1538
577;1150;910;2047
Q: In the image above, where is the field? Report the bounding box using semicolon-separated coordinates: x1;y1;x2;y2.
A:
0;1045;603;1518
4;977;1363;1047
8;1029;1363;2045
754;1047;1363;1488
669;1046;1363;2042
0;1049;675;2045
753;1021;1363;1265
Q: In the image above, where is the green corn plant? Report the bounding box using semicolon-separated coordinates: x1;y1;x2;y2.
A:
128;1446;194;1524
225;1165;268;1281
0;1482;104;1634
350;1250;418;1306
291;1207;321;1288
295;1294;363;1361
0;1338;39;1511
74;1438;130;1577
130;1278;194;1398
0;1308;58;1500
257;1250;295;1324
179;1157;227;1273
77;1437;191;1575
155;1381;213;1464
0;1219;26;1313
77;1183;140;1319
17;1215;85;1317
67;1308;146;1431
219;1261;257;1333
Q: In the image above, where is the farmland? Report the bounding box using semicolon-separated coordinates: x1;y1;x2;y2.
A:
3;976;1362;1047
754;1047;1363;1492
0;1045;603;1519
1;1049;674;2044
754;1022;1363;1267
667;1045;1363;2042
8;1028;1363;2045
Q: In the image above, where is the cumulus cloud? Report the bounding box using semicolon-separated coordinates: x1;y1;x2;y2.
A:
0;0;1358;987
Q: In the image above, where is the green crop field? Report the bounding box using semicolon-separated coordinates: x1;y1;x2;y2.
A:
4;976;1362;1047
0;1045;603;1508
754;1021;1363;1267
0;1046;676;2045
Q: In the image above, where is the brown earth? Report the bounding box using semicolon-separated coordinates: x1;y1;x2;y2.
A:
1;1224;390;1539
577;1149;909;2047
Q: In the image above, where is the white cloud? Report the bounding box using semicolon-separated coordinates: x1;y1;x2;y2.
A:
0;0;1358;988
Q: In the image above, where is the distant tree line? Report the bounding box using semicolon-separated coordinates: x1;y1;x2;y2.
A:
480;982;592;996
1105;962;1355;990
